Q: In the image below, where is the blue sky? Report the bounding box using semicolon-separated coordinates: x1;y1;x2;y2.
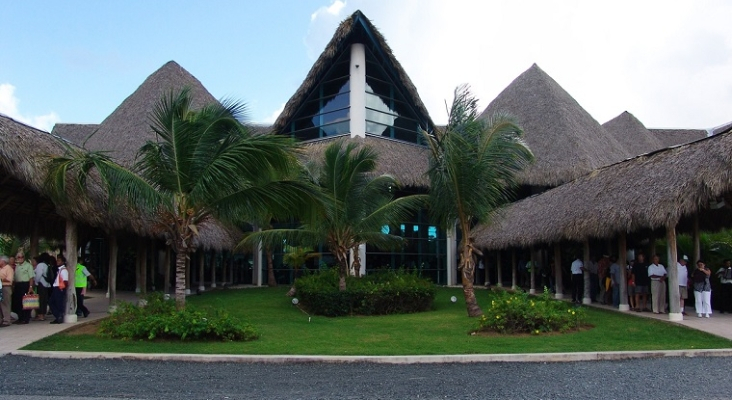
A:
2;1;731;132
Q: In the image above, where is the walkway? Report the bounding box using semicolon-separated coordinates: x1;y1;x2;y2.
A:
583;300;732;340
0;290;138;354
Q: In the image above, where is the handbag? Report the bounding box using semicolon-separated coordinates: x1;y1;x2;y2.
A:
22;293;40;310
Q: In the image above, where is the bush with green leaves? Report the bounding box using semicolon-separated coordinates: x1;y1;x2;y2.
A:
294;268;435;317
476;288;586;335
99;292;259;341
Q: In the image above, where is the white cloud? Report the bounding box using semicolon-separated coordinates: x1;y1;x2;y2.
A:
0;83;60;132
304;1;350;59
259;102;286;124
301;0;732;128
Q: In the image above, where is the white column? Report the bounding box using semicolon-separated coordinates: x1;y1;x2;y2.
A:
254;231;263;287
446;225;457;286
64;219;78;324
583;239;592;305
349;43;366;138
618;232;630;311
210;251;217;288
358;243;366;276
198;251;205;292
554;244;563;299
667;223;682;321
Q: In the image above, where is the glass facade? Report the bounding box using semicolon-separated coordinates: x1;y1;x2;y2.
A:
363;46;425;145
290;48;352;141
365;208;447;284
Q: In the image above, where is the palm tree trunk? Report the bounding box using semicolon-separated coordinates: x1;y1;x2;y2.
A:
337;251;348;291
174;246;187;309
266;247;277;287
460;239;483;317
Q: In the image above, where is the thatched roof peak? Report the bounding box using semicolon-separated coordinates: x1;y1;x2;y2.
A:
272;10;434;135
602;111;664;156
51;123;99;147
480;63;630;187
82;60;218;166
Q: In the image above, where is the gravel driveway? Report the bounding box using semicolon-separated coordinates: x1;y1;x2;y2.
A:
1;355;731;399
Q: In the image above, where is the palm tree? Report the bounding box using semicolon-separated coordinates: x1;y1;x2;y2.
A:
421;85;533;317
46;88;312;308
244;141;426;291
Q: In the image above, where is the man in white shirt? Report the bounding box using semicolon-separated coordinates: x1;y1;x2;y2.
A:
571;257;584;304
648;254;667;314
677;256;689;316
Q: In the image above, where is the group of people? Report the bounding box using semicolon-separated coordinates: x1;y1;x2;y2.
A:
0;250;97;326
571;252;732;318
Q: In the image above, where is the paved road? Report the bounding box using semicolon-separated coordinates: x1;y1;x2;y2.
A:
2;355;732;399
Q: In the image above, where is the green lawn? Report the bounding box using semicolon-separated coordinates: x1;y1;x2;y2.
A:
23;287;732;355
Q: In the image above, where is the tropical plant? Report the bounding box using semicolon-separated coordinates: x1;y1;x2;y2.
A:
421;85;533;317
244;141;427;291
282;244;320;296
46;88;313;308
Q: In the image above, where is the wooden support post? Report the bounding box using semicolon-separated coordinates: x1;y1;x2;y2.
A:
511;249;517;290
667;223;682;321
554;243;563;299
163;246;171;294
108;233;118;312
210;250;217;288
618;232;630;311
140;239;147;295
583;239;591;305
198;250;205;292
149;240;155;291
693;214;701;263
64;219;78;323
529;246;536;295
496;251;503;287
134;240;141;294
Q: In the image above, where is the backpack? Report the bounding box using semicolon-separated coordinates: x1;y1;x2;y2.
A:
43;263;57;287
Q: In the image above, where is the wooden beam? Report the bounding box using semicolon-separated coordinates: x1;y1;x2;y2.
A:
583;239;591;304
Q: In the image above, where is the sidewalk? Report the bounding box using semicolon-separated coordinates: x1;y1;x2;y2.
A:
582;300;732;341
0;290;138;355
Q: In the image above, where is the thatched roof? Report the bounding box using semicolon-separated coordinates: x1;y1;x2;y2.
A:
648;128;708;148
474;124;732;249
51;123;99;147
272;10;434;134
0;114;238;251
479;64;630;187
602;111;664;156
83;60;219;166
300;134;430;188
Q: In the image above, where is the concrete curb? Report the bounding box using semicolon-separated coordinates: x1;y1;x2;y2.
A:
10;348;732;364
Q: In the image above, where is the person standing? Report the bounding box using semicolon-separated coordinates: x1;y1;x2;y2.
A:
648;254;667;314
12;251;34;324
677;256;690;316
587;256;599;303
609;256;622;308
33;254;52;321
571;256;584;304
49;255;69;324
692;260;712;318
715;259;732;313
75;262;97;318
632;254;650;312
0;256;13;327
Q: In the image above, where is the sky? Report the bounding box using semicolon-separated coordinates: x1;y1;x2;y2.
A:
1;0;731;133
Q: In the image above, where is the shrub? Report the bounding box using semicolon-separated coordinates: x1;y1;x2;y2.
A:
294;268;435;317
99;292;259;341
476;287;586;335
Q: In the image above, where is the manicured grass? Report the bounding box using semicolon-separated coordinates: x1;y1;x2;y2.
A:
23;287;732;355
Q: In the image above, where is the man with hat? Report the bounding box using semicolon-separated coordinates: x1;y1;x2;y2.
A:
677;255;690;316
